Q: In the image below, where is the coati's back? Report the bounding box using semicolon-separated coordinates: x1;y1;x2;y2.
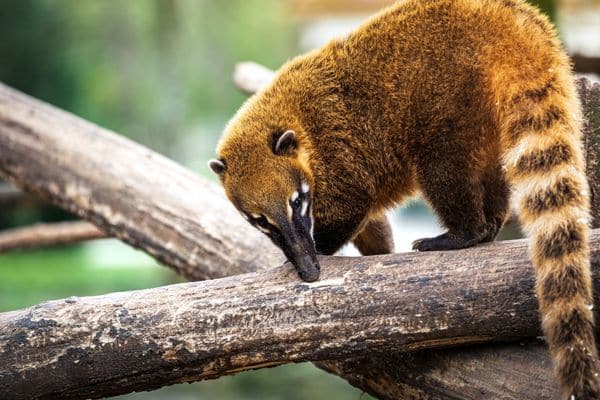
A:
213;1;598;397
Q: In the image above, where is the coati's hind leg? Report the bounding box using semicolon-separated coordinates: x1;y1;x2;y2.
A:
480;164;510;242
412;156;493;252
353;214;394;255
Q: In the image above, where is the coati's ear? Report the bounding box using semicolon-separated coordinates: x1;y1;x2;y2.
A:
208;159;226;175
273;130;297;156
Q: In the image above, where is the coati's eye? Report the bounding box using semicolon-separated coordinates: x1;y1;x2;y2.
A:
255;215;269;228
249;213;270;230
292;196;302;210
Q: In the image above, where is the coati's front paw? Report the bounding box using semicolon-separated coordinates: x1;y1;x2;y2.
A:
412;233;451;251
412;231;482;251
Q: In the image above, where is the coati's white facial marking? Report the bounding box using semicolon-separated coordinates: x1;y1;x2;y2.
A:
301;199;308;216
256;224;270;234
288;191;299;219
300;181;312;229
309;207;314;237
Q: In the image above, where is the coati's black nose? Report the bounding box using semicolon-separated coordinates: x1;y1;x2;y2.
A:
295;254;320;282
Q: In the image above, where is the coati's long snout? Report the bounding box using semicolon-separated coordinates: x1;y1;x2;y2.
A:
279;214;320;282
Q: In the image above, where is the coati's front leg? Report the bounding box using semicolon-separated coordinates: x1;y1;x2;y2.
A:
480;164;510;242
352;214;394;255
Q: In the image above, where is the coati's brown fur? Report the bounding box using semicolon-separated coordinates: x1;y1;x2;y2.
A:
211;0;598;396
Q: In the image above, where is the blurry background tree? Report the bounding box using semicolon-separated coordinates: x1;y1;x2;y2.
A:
0;0;598;399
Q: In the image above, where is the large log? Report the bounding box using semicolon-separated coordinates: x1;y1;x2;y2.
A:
0;78;598;399
2;231;600;400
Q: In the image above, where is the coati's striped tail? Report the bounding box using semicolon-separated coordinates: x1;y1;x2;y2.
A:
500;71;600;398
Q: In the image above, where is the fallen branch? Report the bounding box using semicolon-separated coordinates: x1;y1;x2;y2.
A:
0;76;598;399
0;221;105;252
233;62;275;95
3;231;600;399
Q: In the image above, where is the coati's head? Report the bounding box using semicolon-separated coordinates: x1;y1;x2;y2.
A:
209;101;319;282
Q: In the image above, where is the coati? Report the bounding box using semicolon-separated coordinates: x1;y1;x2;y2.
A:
209;0;598;397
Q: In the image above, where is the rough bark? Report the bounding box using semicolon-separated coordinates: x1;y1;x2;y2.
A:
0;221;105;252
2;231;600;400
581;78;600;228
0;77;598;399
324;339;559;400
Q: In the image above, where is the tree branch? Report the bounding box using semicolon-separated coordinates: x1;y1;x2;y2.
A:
0;221;105;252
3;231;600;399
233;62;275;95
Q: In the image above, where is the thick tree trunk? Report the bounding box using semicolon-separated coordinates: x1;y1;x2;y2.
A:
0;78;599;399
3;232;600;400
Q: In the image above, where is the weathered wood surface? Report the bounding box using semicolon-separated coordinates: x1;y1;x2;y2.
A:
0;81;281;280
323;339;558;400
0;77;598;399
2;231;600;400
0;221;104;252
581;78;600;228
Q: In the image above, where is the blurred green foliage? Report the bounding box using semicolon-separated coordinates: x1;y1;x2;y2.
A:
115;363;369;400
531;0;556;21
0;0;297;162
0;245;175;312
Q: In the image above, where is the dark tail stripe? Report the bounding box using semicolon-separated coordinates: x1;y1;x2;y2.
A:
511;77;561;105
541;262;589;304
509;105;565;140
546;306;595;349
537;221;585;259
515;142;571;174
524;176;581;215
